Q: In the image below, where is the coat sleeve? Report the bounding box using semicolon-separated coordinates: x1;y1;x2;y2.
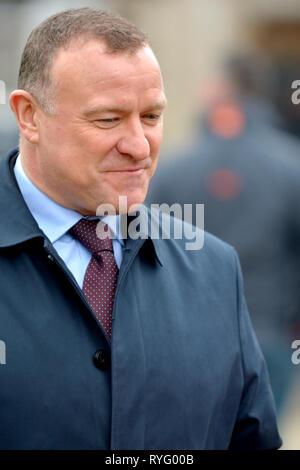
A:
229;248;283;450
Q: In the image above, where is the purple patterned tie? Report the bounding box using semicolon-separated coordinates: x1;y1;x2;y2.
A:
70;219;118;340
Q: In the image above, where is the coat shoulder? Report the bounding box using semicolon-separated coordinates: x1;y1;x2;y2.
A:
145;204;237;271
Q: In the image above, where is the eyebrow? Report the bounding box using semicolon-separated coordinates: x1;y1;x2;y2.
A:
83;100;167;117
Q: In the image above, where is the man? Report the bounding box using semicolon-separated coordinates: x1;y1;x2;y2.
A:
0;8;281;449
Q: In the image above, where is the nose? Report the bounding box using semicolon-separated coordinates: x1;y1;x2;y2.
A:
116;120;150;161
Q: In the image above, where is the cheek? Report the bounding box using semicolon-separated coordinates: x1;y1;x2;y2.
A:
149;127;163;154
148;136;162;171
41;114;64;137
72;128;119;161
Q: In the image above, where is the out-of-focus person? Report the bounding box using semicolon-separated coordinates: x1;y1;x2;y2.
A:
147;54;300;415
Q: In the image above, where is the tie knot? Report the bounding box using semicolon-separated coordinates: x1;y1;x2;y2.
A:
70;219;113;255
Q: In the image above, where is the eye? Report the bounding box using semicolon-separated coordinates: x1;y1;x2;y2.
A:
95;117;120;128
142;113;162;125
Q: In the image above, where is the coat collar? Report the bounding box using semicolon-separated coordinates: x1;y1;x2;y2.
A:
0;148;164;266
0;148;44;248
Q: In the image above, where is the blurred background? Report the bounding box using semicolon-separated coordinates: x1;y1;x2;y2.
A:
1;0;300;449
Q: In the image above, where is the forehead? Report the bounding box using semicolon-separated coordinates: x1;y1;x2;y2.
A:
49;40;165;111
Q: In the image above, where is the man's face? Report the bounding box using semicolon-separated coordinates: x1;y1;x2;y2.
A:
30;40;166;215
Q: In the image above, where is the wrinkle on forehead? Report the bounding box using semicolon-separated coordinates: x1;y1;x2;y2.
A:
50;40;165;112
51;40;161;87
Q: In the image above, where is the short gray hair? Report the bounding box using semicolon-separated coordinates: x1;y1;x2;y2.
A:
18;7;148;113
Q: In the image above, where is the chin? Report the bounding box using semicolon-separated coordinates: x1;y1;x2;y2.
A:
126;191;147;208
94;197;145;216
115;192;147;214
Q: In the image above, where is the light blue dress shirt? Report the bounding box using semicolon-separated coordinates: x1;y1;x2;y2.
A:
14;154;124;289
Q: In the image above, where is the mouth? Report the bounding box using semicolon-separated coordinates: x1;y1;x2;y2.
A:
106;168;146;175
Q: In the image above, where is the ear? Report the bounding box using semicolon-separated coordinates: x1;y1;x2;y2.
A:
9;90;40;144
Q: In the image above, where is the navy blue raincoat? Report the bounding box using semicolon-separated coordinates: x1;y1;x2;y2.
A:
0;149;281;449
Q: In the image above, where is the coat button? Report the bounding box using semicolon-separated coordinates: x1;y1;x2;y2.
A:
93;349;110;370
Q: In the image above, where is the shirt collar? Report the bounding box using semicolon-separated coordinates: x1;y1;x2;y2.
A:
14;153;124;245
